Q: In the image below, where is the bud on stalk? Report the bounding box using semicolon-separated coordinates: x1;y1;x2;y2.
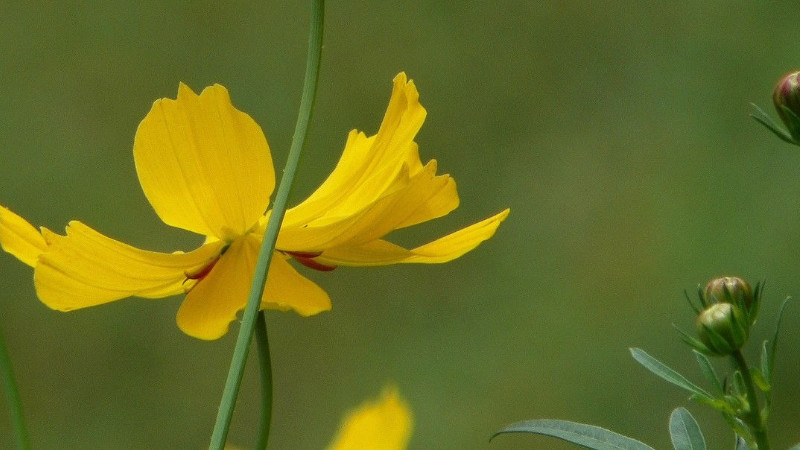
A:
703;276;754;309
773;71;800;140
696;303;748;356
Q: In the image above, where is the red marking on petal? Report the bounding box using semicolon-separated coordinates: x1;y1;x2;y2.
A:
284;251;337;272
185;257;220;281
285;250;323;258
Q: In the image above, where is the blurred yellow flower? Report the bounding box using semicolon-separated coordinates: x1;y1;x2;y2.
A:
224;385;411;450
0;73;509;340
326;385;412;450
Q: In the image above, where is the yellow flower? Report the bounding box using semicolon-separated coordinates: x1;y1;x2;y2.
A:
0;73;509;340
225;384;411;450
326;385;412;450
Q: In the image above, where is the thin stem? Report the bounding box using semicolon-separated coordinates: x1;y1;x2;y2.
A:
0;323;30;450
208;0;325;448
254;311;272;450
731;350;770;450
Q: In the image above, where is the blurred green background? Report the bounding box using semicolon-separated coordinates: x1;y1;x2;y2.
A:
2;1;800;449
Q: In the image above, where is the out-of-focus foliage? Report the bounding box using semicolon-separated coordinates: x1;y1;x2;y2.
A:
1;2;800;449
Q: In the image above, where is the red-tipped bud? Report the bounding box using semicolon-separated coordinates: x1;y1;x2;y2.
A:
773;71;800;140
703;276;754;310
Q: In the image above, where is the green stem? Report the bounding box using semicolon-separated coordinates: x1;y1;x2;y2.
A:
254;311;272;450
731;350;770;450
0;323;30;450
208;0;325;448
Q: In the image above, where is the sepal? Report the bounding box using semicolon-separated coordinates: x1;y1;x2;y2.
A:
750;103;799;145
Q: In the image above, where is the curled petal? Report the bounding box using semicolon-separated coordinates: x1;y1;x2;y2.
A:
134;83;274;241
176;235;331;340
283;72;429;231
0;206;48;267
326;384;413;450
279;73;507;266
278;73;459;251
281;159;458;251
316;209;510;266
34;221;224;311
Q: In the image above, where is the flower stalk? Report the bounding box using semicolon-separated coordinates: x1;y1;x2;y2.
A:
731;350;771;450
208;0;325;447
254;311;273;450
0;323;29;450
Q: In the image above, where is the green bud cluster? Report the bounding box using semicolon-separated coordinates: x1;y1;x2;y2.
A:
687;276;763;357
702;276;759;325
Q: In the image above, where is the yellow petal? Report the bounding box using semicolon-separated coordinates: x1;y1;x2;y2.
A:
0;205;48;267
176;235;331;340
281;158;458;251
316;209;510;266
134;83;274;241
283;73;429;231
326;385;413;450
261;249;332;317
390;148;460;230
34;221;224;311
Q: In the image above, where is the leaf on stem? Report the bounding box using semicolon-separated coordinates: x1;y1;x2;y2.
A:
732;371;746;399
750;103;797;144
669;408;706;450
758;341;770;389
762;296;792;386
749;367;769;394
491;419;654;450
684;289;701;315
629;348;713;400
673;326;711;355
693;350;723;396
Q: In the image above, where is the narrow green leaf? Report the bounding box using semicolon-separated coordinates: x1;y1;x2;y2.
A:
750;103;797;144
691;395;733;415
684;289;701;314
630;348;712;399
693;350;723;395
492;419;654;450
697;285;709;309
779;104;800;138
669;408;706;450
765;297;792;384
732;371;745;398
673;326;711;355
760;340;772;412
751;281;765;325
749;368;769;393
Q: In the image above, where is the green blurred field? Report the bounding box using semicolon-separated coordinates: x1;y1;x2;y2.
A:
2;2;800;449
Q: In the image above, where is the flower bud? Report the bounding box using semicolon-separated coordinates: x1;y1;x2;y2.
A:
773;71;800;140
703;276;754;310
696;303;748;356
